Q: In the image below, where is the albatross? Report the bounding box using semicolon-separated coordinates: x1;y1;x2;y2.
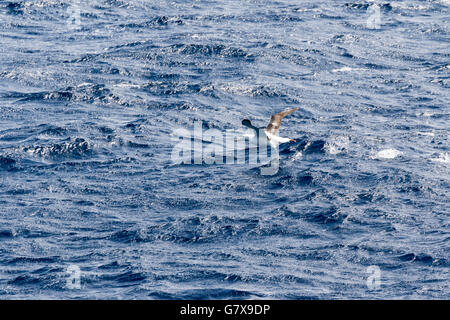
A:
242;107;298;144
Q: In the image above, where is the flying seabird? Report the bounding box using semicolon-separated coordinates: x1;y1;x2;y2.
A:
242;107;298;144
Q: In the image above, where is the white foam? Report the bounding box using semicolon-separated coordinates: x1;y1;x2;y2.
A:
291;151;303;160
325;136;350;155
326;144;340;155
431;153;450;164
416;112;434;117
417;131;435;137
331;67;358;72
390;2;430;10
115;82;141;89
375;149;403;159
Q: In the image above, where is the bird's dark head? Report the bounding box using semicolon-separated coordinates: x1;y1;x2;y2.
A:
242;119;253;128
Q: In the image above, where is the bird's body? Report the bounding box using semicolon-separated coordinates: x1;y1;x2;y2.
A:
242;108;298;145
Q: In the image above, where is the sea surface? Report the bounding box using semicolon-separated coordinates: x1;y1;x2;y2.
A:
0;0;449;299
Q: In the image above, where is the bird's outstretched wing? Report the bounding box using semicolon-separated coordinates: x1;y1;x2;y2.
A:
265;108;298;135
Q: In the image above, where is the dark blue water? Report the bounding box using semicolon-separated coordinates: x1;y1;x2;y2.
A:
0;0;449;299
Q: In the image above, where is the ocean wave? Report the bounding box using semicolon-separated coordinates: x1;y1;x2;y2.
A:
21;138;93;158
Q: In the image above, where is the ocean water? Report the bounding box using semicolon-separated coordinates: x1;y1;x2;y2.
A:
0;0;449;299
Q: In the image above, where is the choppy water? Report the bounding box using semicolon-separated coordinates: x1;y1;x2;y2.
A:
0;0;449;299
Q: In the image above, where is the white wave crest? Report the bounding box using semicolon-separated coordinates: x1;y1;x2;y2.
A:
374;149;403;159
